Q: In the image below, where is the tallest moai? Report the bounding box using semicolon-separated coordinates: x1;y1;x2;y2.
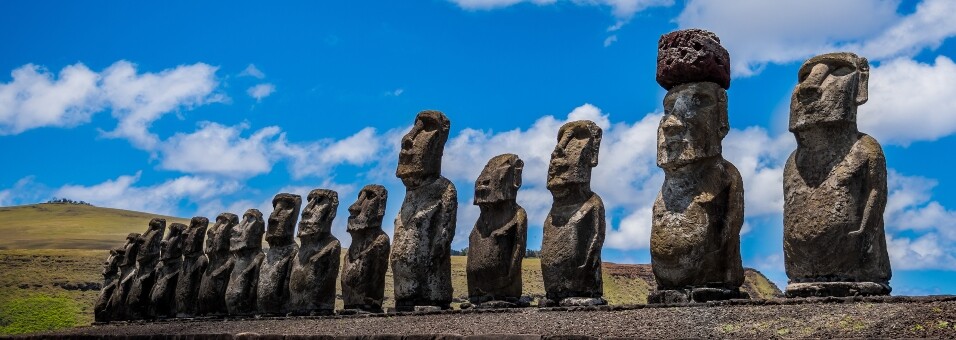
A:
784;52;891;297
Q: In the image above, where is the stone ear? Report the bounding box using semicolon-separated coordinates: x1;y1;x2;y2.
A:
589;125;603;167
856;56;870;105
513;158;524;189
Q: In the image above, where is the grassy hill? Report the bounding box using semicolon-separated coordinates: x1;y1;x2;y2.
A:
0;203;781;335
0;204;190;250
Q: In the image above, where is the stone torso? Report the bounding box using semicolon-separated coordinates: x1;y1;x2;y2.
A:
174;254;207;317
651;158;744;289
784;134;890;282
256;244;298;314
342;231;390;308
289;235;341;313
541;193;605;299
148;258;182;318
198;252;232;315
467;207;527;299
391;176;457;306
126;259;159;319
225;251;264;315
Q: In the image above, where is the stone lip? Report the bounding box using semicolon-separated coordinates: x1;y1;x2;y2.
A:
656;28;731;90
786;281;891;298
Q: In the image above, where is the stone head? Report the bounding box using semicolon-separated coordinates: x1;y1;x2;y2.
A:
120;233;143;268
475;153;523;205
207;213;238;255
160;223;187;261
231;209;265;252
299;189;338;238
790;52;869;132
657;82;729;169
547;120;602;191
347;185;387;233
396;110;451;187
104;248;125;276
267;193;301;246
139;218;167;262
183;217;208;256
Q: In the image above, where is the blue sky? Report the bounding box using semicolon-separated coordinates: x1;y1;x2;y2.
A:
2;0;956;295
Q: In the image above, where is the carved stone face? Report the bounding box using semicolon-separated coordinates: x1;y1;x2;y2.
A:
160;223;187;261
230;209;264;252
183;217;208;256
396;110;451;187
104;248;124;276
267;193;301;245
547;120;602;191
790;52;869;132
475;153;523;205
207;213;238;254
299;189;338;238
139;218;167;262
657;82;729;169
347;185;387;232
121;233;143;267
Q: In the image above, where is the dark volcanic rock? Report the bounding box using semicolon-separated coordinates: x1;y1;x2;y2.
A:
342;185;391;313
257;193;301;315
198;213;238;316
126;218;166;319
289;189;341;315
175;216;209;317
148;222;186;318
94;247;124;321
225;209;266;315
656;28;731;90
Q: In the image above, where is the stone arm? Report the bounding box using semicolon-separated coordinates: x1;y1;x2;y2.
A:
723;162;745;242
851;136;887;237
211;257;235;279
432;181;458;257
581;195;606;271
310;239;341;264
509;207;528;280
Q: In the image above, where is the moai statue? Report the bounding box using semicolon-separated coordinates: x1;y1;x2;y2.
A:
257;193;301;315
148;223;186;318
108;233;143;321
784;52;891;297
94;247;125;322
289;189;341;316
649;29;746;304
126;218;166;319
341;185;391;313
540;120;607;307
392;110;457;311
225;209;265;315
175;217;208;318
198;213;237;316
466;154;528;308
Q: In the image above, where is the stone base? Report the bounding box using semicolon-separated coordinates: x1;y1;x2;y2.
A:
462;296;532;309
341;304;384;314
538;297;608;307
648;288;749;304
786;282;891;298
287;309;334;317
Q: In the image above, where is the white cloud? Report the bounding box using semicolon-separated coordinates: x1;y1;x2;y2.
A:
54;172;241;216
0;63;101;134
0;176;46;206
239;64;266;79
247;83;276;102
100;61;224;150
449;0;673;19
849;0;956;60
274;127;385;180
159;122;281;178
603;35;618;47
387;88;404;97
859;56;956;145
723;127;794;217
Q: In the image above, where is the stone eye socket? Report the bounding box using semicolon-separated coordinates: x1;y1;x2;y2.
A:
420;118;438;132
830;65;854;77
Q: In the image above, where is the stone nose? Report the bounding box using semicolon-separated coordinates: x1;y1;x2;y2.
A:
661;114;683;134
797;85;821;103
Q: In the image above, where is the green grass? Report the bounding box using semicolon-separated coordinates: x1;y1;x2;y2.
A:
0;204;190;250
0;294;81;335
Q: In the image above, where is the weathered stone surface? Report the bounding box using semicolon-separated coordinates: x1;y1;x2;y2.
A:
392;110;457;311
342;185;391;313
467;154;527;305
94;247;125;322
786;282;891;298
650;81;745;301
226;209;265;315
257;193;301;315
175;216;208;317
198;213;238;316
648;287;748;304
289;189;341;315
126;218;166;319
108;233;143;321
541;120;606;306
784;52;891;296
656;29;731;90
148;222;186;318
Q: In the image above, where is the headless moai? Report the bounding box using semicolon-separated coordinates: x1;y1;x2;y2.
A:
148;223;186;318
257;193;301;315
466;154;528;308
108;233;143;321
289;189;341;315
94;247;125;322
341;185;391;313
784;52;891;297
126;218;166;319
174;217;208;317
198;213;237;316
225;209;265;315
649;29;746;304
540;120;607;307
392;110;458;311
